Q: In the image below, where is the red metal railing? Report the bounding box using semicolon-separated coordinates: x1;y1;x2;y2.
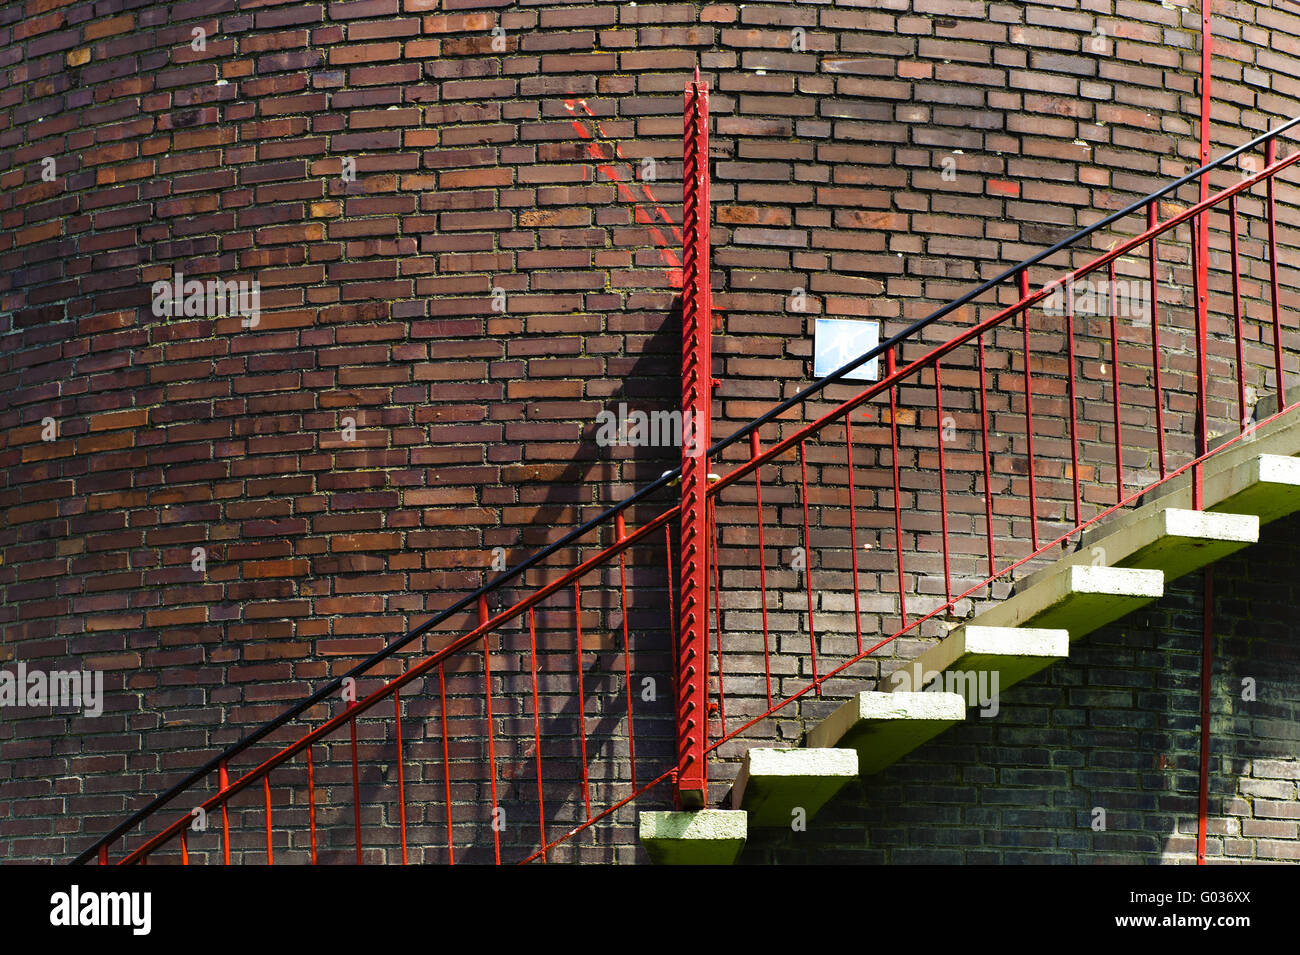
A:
75;102;1300;865
702;140;1300;758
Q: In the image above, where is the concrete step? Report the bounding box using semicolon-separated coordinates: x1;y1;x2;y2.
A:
1209;453;1300;525
730;748;858;828
976;565;1163;640
884;625;1068;697
638;809;747;865
806;691;966;775
1138;402;1300;513
1025;508;1258;592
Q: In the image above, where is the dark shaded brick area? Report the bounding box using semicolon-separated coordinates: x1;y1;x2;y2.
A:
742;510;1300;864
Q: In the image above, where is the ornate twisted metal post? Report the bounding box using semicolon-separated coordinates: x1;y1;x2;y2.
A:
677;69;711;809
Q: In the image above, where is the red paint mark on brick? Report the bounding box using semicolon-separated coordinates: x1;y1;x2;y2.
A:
565;99;683;286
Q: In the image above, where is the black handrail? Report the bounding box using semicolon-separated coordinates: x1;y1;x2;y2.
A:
72;112;1300;864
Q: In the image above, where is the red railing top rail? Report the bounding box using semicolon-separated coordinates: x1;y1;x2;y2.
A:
72;108;1300;865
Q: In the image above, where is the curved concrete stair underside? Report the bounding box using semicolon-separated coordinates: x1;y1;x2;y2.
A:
639;411;1300;863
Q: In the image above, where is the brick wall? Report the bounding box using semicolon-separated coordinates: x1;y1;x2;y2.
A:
1;0;1299;863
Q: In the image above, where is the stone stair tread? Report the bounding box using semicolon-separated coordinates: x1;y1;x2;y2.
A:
639;810;747;865
884;625;1068;696
730;748;858;828
976;565;1162;638
1210;454;1300;525
806;691;965;775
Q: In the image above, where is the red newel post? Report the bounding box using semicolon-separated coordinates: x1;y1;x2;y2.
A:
677;70;711;809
